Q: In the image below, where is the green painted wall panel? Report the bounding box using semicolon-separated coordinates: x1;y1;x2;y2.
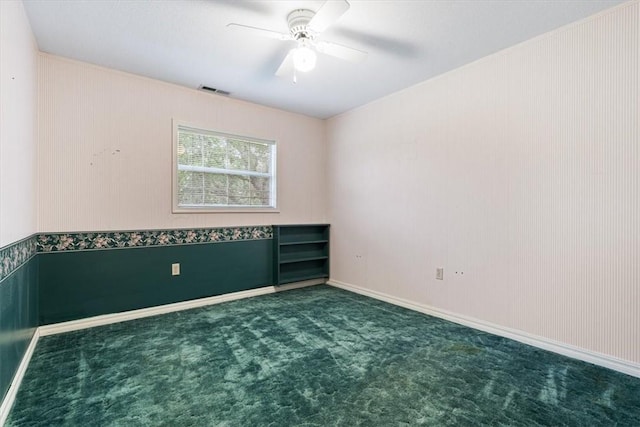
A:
39;240;273;325
0;257;38;402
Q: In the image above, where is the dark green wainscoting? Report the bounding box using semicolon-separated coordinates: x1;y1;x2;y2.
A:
38;240;273;325
0;257;38;402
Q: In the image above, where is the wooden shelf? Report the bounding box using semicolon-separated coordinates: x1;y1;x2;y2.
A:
273;224;330;285
279;239;328;246
279;255;329;264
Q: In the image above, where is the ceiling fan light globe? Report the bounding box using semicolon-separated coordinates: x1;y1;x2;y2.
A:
292;46;317;72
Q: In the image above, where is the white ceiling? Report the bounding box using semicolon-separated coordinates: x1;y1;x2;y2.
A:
23;0;624;119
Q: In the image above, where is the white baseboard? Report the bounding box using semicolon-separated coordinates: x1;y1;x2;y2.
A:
0;328;40;426
327;279;640;379
40;280;324;337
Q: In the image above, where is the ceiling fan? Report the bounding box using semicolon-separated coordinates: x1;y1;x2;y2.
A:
227;0;367;81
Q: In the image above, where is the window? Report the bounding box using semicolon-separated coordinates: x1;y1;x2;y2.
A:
173;123;276;212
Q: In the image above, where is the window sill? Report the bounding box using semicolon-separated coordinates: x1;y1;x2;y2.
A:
172;207;280;214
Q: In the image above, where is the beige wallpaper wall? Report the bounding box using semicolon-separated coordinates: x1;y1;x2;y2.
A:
327;2;639;364
37;54;327;232
0;1;37;247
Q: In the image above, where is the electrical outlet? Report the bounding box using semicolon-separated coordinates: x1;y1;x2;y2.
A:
171;263;180;276
436;268;444;280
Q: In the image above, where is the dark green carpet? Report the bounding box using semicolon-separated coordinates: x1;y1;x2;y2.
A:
6;285;640;426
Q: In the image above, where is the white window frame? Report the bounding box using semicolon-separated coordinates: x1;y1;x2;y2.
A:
172;120;278;213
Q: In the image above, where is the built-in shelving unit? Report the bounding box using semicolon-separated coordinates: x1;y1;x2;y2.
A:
273;224;330;285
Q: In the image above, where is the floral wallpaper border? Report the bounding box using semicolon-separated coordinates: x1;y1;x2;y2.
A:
0;236;38;283
37;226;273;253
0;226;273;282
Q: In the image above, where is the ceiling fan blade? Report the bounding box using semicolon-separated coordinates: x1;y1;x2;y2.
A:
308;0;350;33
227;23;292;41
315;40;367;63
275;51;294;77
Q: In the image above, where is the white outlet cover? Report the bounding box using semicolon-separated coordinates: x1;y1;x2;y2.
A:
172;263;180;276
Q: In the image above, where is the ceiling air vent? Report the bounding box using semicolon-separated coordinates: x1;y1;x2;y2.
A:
199;85;231;96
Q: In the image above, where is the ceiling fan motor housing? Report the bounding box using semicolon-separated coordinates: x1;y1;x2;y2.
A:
287;9;315;40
